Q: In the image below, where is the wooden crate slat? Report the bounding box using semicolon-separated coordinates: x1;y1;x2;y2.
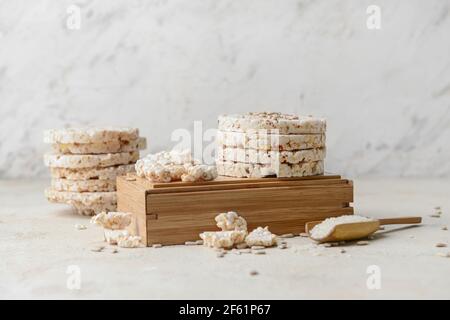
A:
147;184;353;213
146;178;348;194
146;207;354;231
150;174;342;188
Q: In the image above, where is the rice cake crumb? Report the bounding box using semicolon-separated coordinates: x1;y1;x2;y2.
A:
215;211;247;232
200;230;247;249
245;226;277;247
152;244;163;248
117;235;142;248
135;149;217;183
356;241;370;246
91;211;132;230
75;224;87;230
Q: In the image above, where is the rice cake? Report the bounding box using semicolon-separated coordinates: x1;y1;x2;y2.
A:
50;137;146;154
72;202;117;216
44;127;139;144
216;160;324;178
45;188;117;216
51;179;116;192
217;147;326;164
44;151;139;169
218;112;326;134
50;164;135;180
216;131;325;151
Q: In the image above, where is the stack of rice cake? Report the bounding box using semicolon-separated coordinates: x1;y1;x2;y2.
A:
216;112;326;178
43;128;146;215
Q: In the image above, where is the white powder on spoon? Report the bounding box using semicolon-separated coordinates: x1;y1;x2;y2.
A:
310;215;374;240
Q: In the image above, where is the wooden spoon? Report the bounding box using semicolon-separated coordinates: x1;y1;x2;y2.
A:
305;216;422;243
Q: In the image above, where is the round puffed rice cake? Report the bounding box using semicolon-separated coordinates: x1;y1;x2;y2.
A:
50;164;135;180
45;188;117;216
51;137;146;154
44;127;139;144
44;151;139;169
215;160;324;178
51;179;116;192
218;112;326;134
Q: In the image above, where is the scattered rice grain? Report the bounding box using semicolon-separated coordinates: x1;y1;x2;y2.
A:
251;245;266;250
279;233;294;238
91;246;104;252
436;252;450;258
253;250;266;255
299;233;309;237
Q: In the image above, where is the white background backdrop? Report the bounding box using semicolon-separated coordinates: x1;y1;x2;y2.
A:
0;0;449;178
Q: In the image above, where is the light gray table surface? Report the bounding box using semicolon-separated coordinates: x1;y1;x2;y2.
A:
1;178;449;299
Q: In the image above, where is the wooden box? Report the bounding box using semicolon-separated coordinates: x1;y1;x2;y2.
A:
117;174;354;246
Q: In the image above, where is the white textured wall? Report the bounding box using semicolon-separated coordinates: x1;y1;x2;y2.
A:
0;0;449;178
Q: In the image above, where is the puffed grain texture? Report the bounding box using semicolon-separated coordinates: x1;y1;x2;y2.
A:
51;179;116;192
217;147;326;164
216;131;325;151
44;151;139;169
218;112;326;134
216;160;324;178
51;137;146;154
44;127;139;144
50;164;135;180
